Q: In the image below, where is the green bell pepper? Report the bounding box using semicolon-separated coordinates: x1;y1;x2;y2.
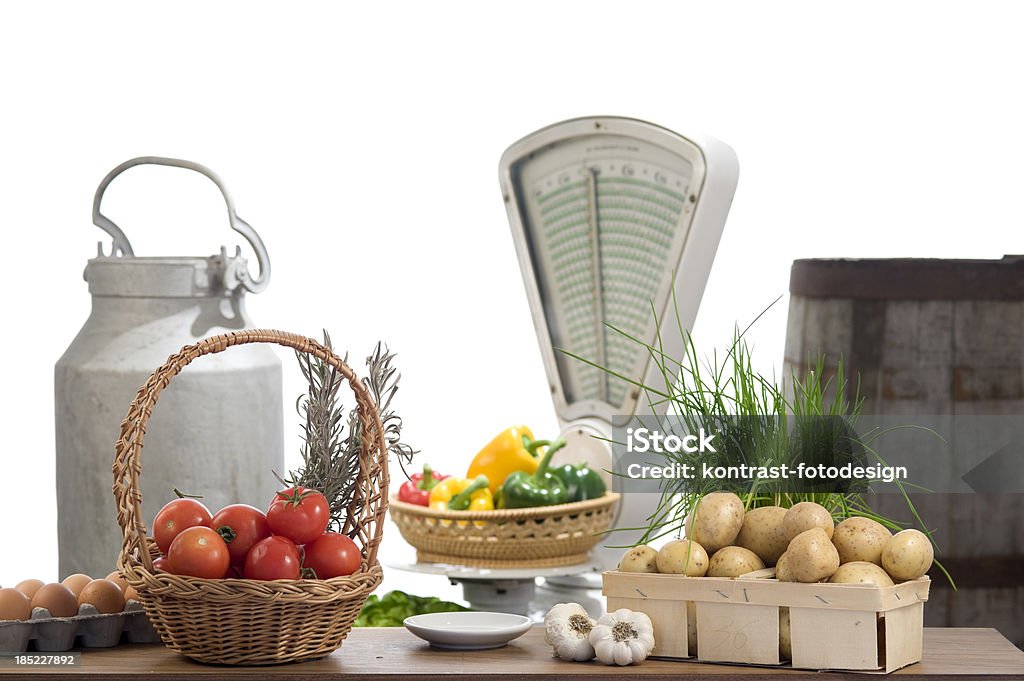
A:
551;462;607;502
499;438;569;508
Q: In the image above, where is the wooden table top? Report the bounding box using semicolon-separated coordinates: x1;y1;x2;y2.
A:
2;627;1022;680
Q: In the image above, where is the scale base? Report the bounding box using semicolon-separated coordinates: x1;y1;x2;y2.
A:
447;576;606;619
451;578;536;616
388;552;606;619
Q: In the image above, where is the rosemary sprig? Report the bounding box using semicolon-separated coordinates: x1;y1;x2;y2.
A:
284;333;416;532
363;342;417;481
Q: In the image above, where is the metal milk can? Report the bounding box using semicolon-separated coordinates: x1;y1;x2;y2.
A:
55;157;284;577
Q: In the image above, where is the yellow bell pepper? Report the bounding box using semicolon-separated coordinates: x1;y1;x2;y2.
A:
467;425;539;495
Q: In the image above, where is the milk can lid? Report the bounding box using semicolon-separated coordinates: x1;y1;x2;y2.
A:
84;249;259;298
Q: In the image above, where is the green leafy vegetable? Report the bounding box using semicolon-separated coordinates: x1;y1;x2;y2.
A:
354;590;469;627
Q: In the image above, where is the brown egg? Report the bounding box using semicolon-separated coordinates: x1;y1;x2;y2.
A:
124;585;139;602
31;583;80;618
61;574;92;598
78;579;126;614
0;587;32;621
14;579;44;599
104;571;129;595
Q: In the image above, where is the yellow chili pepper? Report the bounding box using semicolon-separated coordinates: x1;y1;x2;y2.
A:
429;475;494;512
466;490;494;513
467;425;539;495
429;475;494;527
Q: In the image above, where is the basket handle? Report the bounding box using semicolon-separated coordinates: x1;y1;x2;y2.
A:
112;329;390;573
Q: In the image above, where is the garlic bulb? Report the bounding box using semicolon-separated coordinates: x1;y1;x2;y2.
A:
543;603;596;661
588;608;655;666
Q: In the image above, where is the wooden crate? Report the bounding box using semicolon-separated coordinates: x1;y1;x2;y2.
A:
603;569;930;673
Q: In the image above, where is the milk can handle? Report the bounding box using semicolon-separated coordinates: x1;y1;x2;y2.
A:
92;156;271;294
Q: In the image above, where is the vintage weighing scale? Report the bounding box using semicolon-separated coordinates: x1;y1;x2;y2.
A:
392;116;738;614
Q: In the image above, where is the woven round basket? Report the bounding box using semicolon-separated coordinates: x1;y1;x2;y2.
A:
112;330;389;665
389;493;619;568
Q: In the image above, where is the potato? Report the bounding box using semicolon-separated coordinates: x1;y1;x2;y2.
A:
734;506;789;566
618;545;659;573
786;528;840;582
779;607;791;660
685;492;745;553
686;601;698;655
881;529;933;581
775;551;795;582
656;539;709;576
707;546;765;578
828;561;895;587
832;517;892;566
783;502;835;541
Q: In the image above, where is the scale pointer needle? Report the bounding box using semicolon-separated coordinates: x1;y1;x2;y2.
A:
586;166;608;403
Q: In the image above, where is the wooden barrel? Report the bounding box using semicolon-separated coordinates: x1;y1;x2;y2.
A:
784;257;1024;647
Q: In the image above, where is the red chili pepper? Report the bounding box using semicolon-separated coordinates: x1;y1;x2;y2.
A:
398;464;447;506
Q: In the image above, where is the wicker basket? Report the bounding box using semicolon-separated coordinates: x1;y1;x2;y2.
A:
389;493;619;568
112;330;389;665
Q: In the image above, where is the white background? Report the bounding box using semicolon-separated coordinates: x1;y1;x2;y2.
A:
1;2;1022;596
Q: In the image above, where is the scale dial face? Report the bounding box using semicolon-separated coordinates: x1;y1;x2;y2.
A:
502;119;708;422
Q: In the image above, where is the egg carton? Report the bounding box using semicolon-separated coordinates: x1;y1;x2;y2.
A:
0;600;160;652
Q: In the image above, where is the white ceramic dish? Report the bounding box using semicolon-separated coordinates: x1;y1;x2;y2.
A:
403;611;533;650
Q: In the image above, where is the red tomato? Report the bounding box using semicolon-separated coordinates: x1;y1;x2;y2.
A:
267;487;330;545
152;556;171;573
302;532;362;579
211;504;272;567
167;527;230;579
243;536;301;580
153;498;212;554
